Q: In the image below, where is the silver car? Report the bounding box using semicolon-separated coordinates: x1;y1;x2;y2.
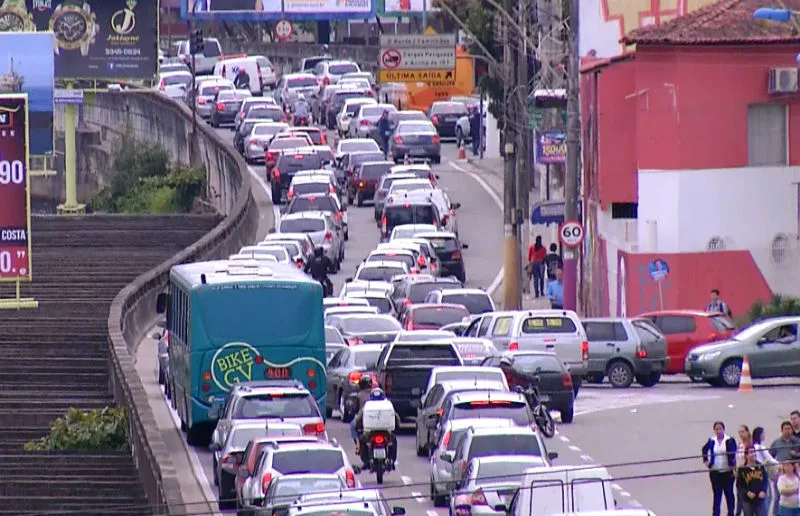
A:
348;103;398;139
157;70;192;100
388;120;442;164
289;489;405;516
276;73;320;108
244;122;289;163
235;97;279;131
191;79;234;119
278;211;344;270
239;244;291;264
449;456;549;515
373;173;417;221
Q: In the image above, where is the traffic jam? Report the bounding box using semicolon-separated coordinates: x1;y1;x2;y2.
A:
153;51;794;516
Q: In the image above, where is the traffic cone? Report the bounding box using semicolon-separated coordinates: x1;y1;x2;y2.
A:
457;142;466;160
738;356;753;392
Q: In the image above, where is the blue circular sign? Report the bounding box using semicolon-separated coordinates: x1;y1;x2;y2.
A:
648;259;669;282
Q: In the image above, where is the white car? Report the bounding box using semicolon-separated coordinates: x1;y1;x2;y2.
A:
157;70;192;99
387;178;434;197
389;224;440;241
334;138;382;160
338;97;378;135
401;188;461;236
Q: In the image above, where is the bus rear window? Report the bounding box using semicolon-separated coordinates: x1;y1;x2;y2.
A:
232;393;319;419
521;317;577;334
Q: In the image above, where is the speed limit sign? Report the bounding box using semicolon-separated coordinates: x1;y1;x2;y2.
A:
559;220;584;248
274;20;293;42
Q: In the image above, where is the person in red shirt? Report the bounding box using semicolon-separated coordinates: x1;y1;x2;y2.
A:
527;235;547;298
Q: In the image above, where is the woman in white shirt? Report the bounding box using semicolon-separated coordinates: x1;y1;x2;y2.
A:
776;461;800;516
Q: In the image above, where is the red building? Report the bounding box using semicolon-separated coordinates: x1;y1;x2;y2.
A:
578;0;799;317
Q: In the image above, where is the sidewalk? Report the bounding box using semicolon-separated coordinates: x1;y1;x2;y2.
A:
457;156;550;311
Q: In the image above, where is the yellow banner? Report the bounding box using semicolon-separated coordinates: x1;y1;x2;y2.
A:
379;69;455;83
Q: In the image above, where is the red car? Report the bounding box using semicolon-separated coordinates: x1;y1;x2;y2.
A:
400;303;470;330
636;310;736;374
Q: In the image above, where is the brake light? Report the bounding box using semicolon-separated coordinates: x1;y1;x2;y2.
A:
238;110;245;118
320;132;327;144
402;298;412;307
280;116;287;123
324;231;333;241
581;341;589;362
636;347;647;358
411;269;419;274
406;319;414;330
261;472;273;494
266;151;277;162
216;102;225;112
303;422;326;435
394;135;403;144
287;187;294;199
562;373;573;388
367;90;374;97
221;454;240;467
431;115;439;125
247;138;256;147
358;181;365;189
471;489;488;506
198;97;206;105
432;135;440;144
159;79;165;90
323;76;330;86
346;470;355;488
329;184;336;194
372;433;386;445
509;342;519;351
442;215;449;225
348;371;363;384
469;400;511;406
451;251;461;259
442;430;451;446
708;332;720;342
436;407;444;416
360;119;370;126
296;260;303;268
347;337;363;346
273;168;281;180
450;209;456;216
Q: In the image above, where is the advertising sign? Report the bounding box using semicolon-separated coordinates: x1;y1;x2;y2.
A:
535;130;566;164
183;0;375;21
0;0;158;80
0;95;32;282
381;0;440;15
0;32;54;156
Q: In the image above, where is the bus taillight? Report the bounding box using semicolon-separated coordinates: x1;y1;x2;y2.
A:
202;383;211;392
303;422;325;435
307;368;316;377
202;371;211;380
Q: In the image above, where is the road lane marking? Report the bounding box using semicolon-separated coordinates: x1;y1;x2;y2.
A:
558;435;570;442
447;160;504;295
411;491;426;503
568;445;581;452
619;491;631;497
427;511;440;516
611;484;623;491
580;454;593;462
401;476;412;485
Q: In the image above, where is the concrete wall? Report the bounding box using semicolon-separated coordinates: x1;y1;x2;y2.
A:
87;91;261;513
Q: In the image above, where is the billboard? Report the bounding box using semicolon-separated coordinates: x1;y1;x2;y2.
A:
381;0;439;15
0;33;54;156
0;94;32;282
0;0;158;80
182;0;376;21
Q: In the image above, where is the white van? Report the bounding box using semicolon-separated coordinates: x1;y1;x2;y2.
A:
213;55;277;95
509;465;616;516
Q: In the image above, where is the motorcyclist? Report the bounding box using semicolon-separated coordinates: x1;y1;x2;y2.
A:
350;376;374;448
377;110;392;158
292;94;311;125
469;105;481;156
354;388;401;468
498;354;530;391
304;246;333;296
234;67;250;90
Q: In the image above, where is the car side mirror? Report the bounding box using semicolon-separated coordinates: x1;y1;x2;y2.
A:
209;442;221;452
268;228;276;234
440;451;455;463
391;506;406;515
345;277;353;283
152;332;162;340
461;243;469;249
451;202;461;210
156;293;167;314
435;174;440;179
548;451;559;461
493;503;509;513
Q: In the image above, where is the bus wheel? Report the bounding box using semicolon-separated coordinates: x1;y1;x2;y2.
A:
187;424;211;446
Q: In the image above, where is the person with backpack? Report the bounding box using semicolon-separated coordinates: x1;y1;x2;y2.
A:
707;289;732;317
544;243;563;285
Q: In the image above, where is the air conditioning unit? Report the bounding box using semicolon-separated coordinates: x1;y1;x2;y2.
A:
768;68;798;94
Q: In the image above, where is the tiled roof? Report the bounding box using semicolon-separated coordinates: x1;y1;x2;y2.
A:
624;0;800;45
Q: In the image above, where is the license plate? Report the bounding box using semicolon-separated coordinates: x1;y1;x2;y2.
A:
538;394;550;402
266;367;290;379
372;448;386;459
411;148;426;155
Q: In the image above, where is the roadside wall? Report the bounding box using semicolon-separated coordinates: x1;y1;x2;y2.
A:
91;91;260;513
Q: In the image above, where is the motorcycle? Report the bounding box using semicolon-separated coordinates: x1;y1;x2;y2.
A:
293;114;310;126
519;383;556;438
363;430;394;484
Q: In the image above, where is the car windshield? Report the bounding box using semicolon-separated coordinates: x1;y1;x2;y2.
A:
453;402;531;426
270;138;309;150
361;296;393;314
467;433;541;460
369;253;414;269
330;63;360;75
362;106;394;117
475;461;541;486
280;218;325;233
253;125;285;136
341;317;400;333
386;205;436;226
432;102;468;115
341;141;380;153
293;182;330;196
288;77;318;87
325;327;345;344
361;164;392;179
392;112;427;122
425;236;458;252
230;427;272;449
273;477;344;503
201;84;232;95
356;266;404;281
253;248;288;260
249;107;285;120
437;371;501;384
413;306;468;326
354;350;381;368
520;317;577;334
512;354;562;373
162;74;190;86
393;226;437;240
271;449;345;474
294;130;323;145
346;102;373;115
391;182;432;194
388;344;456;363
398;123;436;134
217;91;239;101
233;393;319;419
299;511;373;516
408;283;452;302
290;196;337;213
441;294;492;314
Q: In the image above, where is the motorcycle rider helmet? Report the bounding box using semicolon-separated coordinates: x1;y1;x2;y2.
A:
369;388;386;401
358;376;373;390
314;246;324;258
499;355;513;367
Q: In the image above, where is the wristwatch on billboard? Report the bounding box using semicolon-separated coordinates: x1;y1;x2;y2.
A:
0;0;36;32
49;0;99;57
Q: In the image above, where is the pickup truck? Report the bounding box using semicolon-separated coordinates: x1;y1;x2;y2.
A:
375;341;463;420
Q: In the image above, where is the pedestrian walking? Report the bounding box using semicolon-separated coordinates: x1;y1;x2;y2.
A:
546;267;564;309
527;236;546;298
736;446;768;516
703;421;737;516
776;461;800;516
769;422;800;515
707;288;733;317
752;427;779;511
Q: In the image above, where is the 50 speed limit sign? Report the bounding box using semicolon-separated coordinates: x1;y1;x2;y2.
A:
559;220;585;248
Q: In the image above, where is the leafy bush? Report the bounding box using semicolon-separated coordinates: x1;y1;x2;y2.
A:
747;295;800;324
25;407;129;452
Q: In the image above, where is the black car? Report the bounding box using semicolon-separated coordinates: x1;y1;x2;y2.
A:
210;90;251;128
481;352;576;423
428;101;469;138
379;201;441;242
390;274;462;317
347;161;394;207
414;231;465;283
271;151;324;204
325;344;384;421
337;150;385;188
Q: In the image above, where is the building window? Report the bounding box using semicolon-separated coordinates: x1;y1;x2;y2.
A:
707;237;726;251
772;233;789;264
747;104;787;166
611;202;638;219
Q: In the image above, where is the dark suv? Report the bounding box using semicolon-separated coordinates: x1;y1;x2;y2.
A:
379;200;441;243
414;231;466;282
337;151;385;188
347;160;394;206
391;274;463;317
271;151;323;204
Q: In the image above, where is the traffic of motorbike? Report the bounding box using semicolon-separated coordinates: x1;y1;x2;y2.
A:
516;382;556;437
355;389;398;485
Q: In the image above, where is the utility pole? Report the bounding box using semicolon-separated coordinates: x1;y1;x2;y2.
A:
563;0;582;311
502;0;520;310
515;0;530;297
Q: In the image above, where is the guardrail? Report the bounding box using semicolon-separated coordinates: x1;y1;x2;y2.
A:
94;91;260;513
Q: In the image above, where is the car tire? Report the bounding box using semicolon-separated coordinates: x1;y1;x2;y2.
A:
560;406;574;424
719;358;742;388
607;360;634;388
585;373;604;384
431;477;447;507
356;192;364;207
433;155;441;164
416;430;427;457
636;372;661;387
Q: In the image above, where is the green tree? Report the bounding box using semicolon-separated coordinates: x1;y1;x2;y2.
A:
25;407;129;452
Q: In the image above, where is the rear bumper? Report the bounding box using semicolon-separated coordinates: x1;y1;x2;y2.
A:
388;396;415;420
634;357;668;376
213;112;237;124
540;390;575;412
440;260;465;277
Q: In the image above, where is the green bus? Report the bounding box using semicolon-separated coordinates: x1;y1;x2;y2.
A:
156;259;326;445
